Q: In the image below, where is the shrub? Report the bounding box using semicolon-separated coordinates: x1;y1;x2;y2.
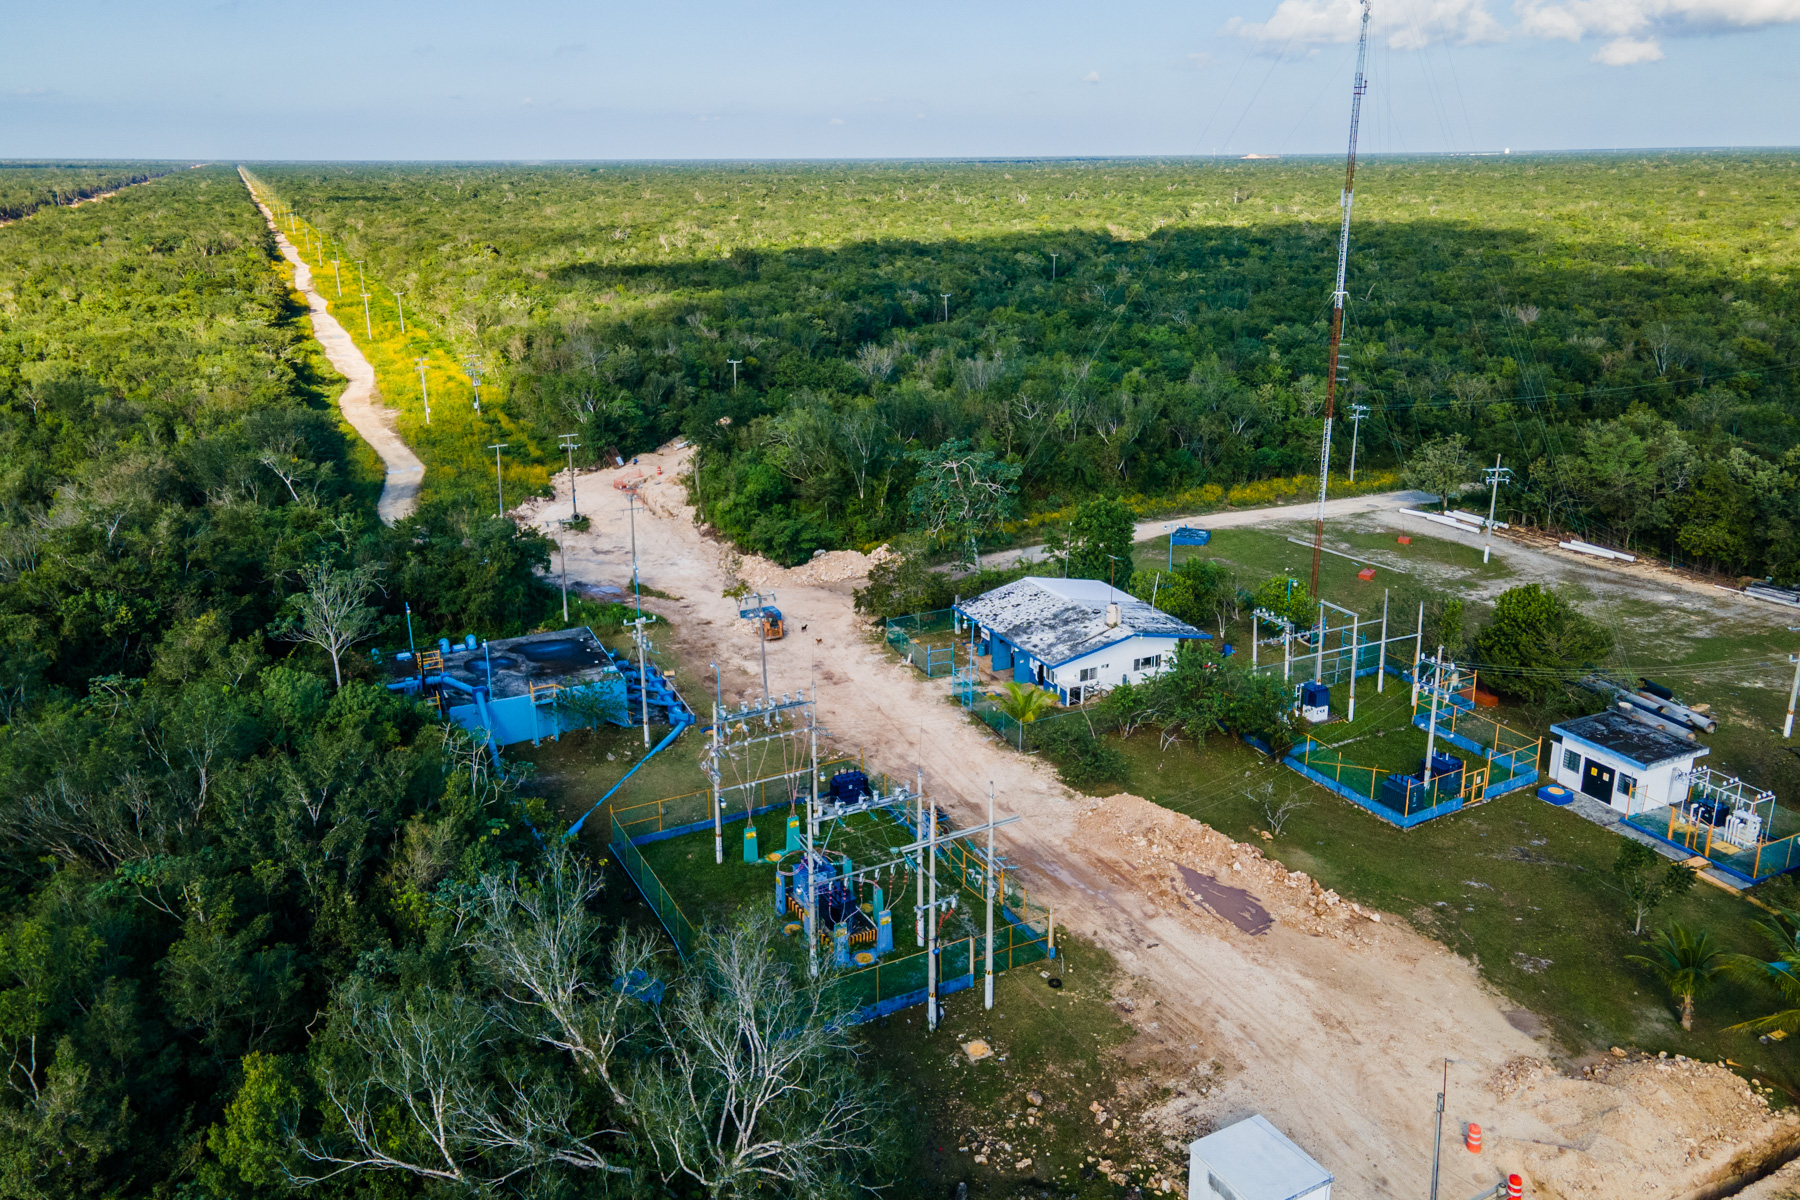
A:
1031;720;1130;790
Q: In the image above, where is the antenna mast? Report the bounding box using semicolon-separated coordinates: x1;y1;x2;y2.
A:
1310;0;1372;598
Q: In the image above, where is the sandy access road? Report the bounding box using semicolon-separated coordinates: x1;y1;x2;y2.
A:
0;166;194;228
242;169;423;524
520;444;1797;1199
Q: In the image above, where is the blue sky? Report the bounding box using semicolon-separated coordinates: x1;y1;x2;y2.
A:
4;0;1798;159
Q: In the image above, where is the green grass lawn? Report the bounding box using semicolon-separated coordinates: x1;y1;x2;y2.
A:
1137;524;1506;629
512;722;712;845
865;934;1186;1199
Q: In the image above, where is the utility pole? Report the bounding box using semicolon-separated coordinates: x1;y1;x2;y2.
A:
915;772;926;949
984;781;996;1010
941;293;952;322
1429;1058;1447;1200
804;729;821;978
1308;0;1373;600
394;291;406;334
726;358;742;389
1377;588;1388;693
487;443;509;516
354;259;365;293
559;433;580;517
464;359;483;412
745;589;776;700
627;493;642;618
415;357;431;425
360;291;373;339
332;256;342;297
1423;647;1445;786
1347;402;1369;481
556;520;570;623
1784;653;1799;739
1316;601;1326;685
707;676;722;865
1411;601;1425;707
1482;455;1513;564
625;614;656;749
926;794;939;1029
1049;252;1058;279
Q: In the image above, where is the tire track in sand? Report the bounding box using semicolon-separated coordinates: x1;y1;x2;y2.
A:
240;168;423;524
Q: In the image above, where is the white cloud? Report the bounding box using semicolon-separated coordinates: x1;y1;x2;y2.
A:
1591;33;1667;59
828;117;845;125
1227;0;1800;54
1082;70;1101;83
1518;0;1800;39
1227;0;1504;51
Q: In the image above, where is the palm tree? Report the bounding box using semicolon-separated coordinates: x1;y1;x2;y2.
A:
1628;923;1725;1031
997;680;1056;725
1724;908;1800;1037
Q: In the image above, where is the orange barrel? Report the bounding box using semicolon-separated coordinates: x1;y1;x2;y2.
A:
1465;1123;1482;1153
1507;1174;1523;1199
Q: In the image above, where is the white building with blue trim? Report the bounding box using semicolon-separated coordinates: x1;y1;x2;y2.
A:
1547;709;1707;814
956;577;1209;704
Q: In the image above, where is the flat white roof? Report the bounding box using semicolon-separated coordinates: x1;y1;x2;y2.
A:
1191;1115;1332;1200
956;576;1204;667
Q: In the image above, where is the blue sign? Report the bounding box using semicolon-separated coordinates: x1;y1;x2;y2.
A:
1169;525;1211;568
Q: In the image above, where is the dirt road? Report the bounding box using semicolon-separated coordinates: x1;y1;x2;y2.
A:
0;167;188;228
519;445;1797;1199
242;170;423;524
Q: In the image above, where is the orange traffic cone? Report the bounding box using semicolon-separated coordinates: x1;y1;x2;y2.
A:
1465;1123;1482;1153
1507;1174;1523;1199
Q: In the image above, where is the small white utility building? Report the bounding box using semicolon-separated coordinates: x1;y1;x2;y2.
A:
1189;1114;1332;1200
1547;709;1708;814
957;577;1209;705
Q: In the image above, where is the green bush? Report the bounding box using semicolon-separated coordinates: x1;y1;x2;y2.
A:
1031;720;1130;790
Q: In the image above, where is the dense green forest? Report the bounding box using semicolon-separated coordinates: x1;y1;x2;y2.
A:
253;154;1800;576
0;166;899;1200
0;163;181;224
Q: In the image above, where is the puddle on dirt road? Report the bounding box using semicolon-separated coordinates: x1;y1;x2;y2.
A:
1503;1008;1546;1037
1176;865;1273;936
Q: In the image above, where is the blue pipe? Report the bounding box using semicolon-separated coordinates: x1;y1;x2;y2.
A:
473;687;503;772
564;722;686;841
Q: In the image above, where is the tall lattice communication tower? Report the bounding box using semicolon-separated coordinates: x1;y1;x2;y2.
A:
1310;0;1373;598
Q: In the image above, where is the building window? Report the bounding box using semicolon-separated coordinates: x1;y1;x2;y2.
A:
1617;773;1637;797
1133;654;1162;672
1562;748;1580;774
1078;667;1098;683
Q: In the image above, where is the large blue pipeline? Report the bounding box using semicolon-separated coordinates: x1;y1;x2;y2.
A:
563;721;688;840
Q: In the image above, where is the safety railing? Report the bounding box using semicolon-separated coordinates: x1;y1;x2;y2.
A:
610;813;698;957
886;609;963;679
607;757;870;842
1628;804;1800;884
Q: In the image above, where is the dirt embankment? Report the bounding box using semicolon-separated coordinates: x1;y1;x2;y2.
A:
1082;793;1800;1200
520;441;1800;1200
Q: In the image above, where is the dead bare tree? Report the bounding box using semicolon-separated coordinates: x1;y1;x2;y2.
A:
1253;782;1311;838
271;561;382;690
853;340;899;382
633;912;889;1196
465;852;658;1110
294;852;658;1188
